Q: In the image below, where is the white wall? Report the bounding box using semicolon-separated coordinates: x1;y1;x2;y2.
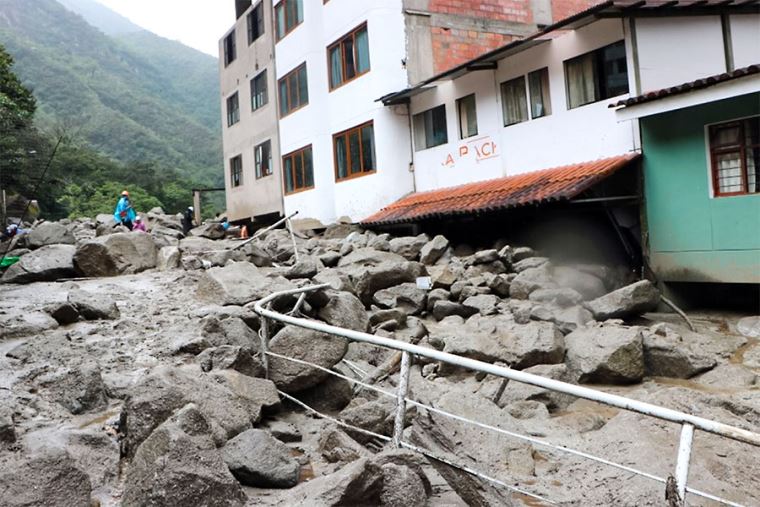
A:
635;16;726;92
275;0;413;225
730;14;760;69
409;18;637;192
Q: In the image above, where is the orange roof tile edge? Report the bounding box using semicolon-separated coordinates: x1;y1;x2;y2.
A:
361;153;640;226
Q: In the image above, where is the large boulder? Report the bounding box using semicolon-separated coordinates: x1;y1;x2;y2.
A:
439;314;565;369
339;396;396;444
372;283;427;315
73;232;157;277
68;289;120;320
0;311;58;339
1;244;77;283
351;261;427;305
585;280;660;320
221;429;300;488
190;222;226;240
27;221;75;248
432;300;478;321
0;449;92;507
509;265;557;299
565;324;645;384
389;234;429;261
317;291;369;332
419;235;449;265
268;326;349;393
551;266;607;300
197;345;264;378
642;327;717;378
119;366;280;458
196;262;295;305
337;247;407;268
157;245;181;270
122;404;246;507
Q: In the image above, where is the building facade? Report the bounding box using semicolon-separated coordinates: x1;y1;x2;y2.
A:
220;0;283;223
219;0;599;226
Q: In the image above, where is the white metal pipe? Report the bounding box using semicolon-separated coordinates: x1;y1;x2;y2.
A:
393;352;412;448
254;285;760;448
232;211;299;250
675;424;695;505
286;218;300;263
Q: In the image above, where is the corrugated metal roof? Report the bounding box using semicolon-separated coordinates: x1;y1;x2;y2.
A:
611;64;760;108
361;153;640;226
380;0;760;106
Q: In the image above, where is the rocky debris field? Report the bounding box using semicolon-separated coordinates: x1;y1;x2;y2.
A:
0;213;759;506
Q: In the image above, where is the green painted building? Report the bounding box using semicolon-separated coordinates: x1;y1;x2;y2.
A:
615;71;760;285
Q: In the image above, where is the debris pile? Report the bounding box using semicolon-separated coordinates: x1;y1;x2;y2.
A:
0;214;758;506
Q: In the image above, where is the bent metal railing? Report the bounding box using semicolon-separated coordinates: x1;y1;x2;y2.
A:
253;284;760;506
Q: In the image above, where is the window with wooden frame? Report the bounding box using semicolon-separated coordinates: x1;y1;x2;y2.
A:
334;121;376;182
282;145;314;194
457;94;478;139
413;105;448;151
226;92;240;127
230;155;243;187
564;40;628;109
251;70;268;111
255;140;273;179
275;0;303;41
224;30;236;66
502;68;552;127
278;63;308;117
528;67;552;119
247;2;265;44
708;116;760;197
327;24;370;90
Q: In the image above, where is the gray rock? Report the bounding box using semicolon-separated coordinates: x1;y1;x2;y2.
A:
339;396;395;444
511;246;536;262
0;404;16;443
485;363;575;410
389;234;429;261
318;251;341;268
266;420;302;443
243;243;274;267
552;265;607;300
123;404;246;507
373;283;427;315
369;308;407;329
509;265;557;299
277;456;384;505
46;301;80;325
285;257;320;279
73;232;157;277
269;326;348;393
462;294;500;316
441;315;565;369
296;373;354;412
197;262;295;305
585;280;660;320
425;288;450;311
0;449;92;507
642;329;717;378
1;244;77;283
352;261;427;305
221;429;300;488
27;221;75;248
190;222;226;240
472;249;499;264
157;245;181;270
323;223;361;239
318;291;369;332
318;425;370;464
488;273;511;297
419;235;449;265
197;345;264;377
565;324;645;384
529;287;584;307
513;256;549;272
432;300;478;321
337;247;406;268
429;264;461;289
68;289;120;320
379;461;429;507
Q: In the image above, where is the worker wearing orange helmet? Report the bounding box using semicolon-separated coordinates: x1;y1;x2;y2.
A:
113;190;136;230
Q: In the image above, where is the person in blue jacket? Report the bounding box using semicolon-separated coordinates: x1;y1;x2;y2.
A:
114;190;136;231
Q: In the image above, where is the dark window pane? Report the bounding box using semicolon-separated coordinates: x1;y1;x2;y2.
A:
284;158;294;193
279;80;288;116
457;94;477;138
298;65;309;105
335;135;347;179
430;105;448;147
343;39;355;80
528;68;551;119
304;147;314;187
294;152;304;188
275;4;285;39
349;131;361;174
289;76;299;109
502;77;528;126
361;125;375;172
329;46;343;88
356;28;370;74
600;41;628;99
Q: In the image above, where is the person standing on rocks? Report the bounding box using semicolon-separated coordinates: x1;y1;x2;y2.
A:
182;206;195;235
114;190;136;231
132;216;147;232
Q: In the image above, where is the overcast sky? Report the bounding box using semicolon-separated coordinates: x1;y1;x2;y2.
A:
96;0;236;56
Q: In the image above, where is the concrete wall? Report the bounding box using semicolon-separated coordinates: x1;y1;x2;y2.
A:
409;18;637;192
641;93;760;283
219;1;283;222
276;0;414;225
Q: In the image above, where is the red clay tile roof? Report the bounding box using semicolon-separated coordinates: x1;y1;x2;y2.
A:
361;153;640;226
611;64;760;108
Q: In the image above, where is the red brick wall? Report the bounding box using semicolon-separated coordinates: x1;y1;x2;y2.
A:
426;0;601;74
431;27;513;74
